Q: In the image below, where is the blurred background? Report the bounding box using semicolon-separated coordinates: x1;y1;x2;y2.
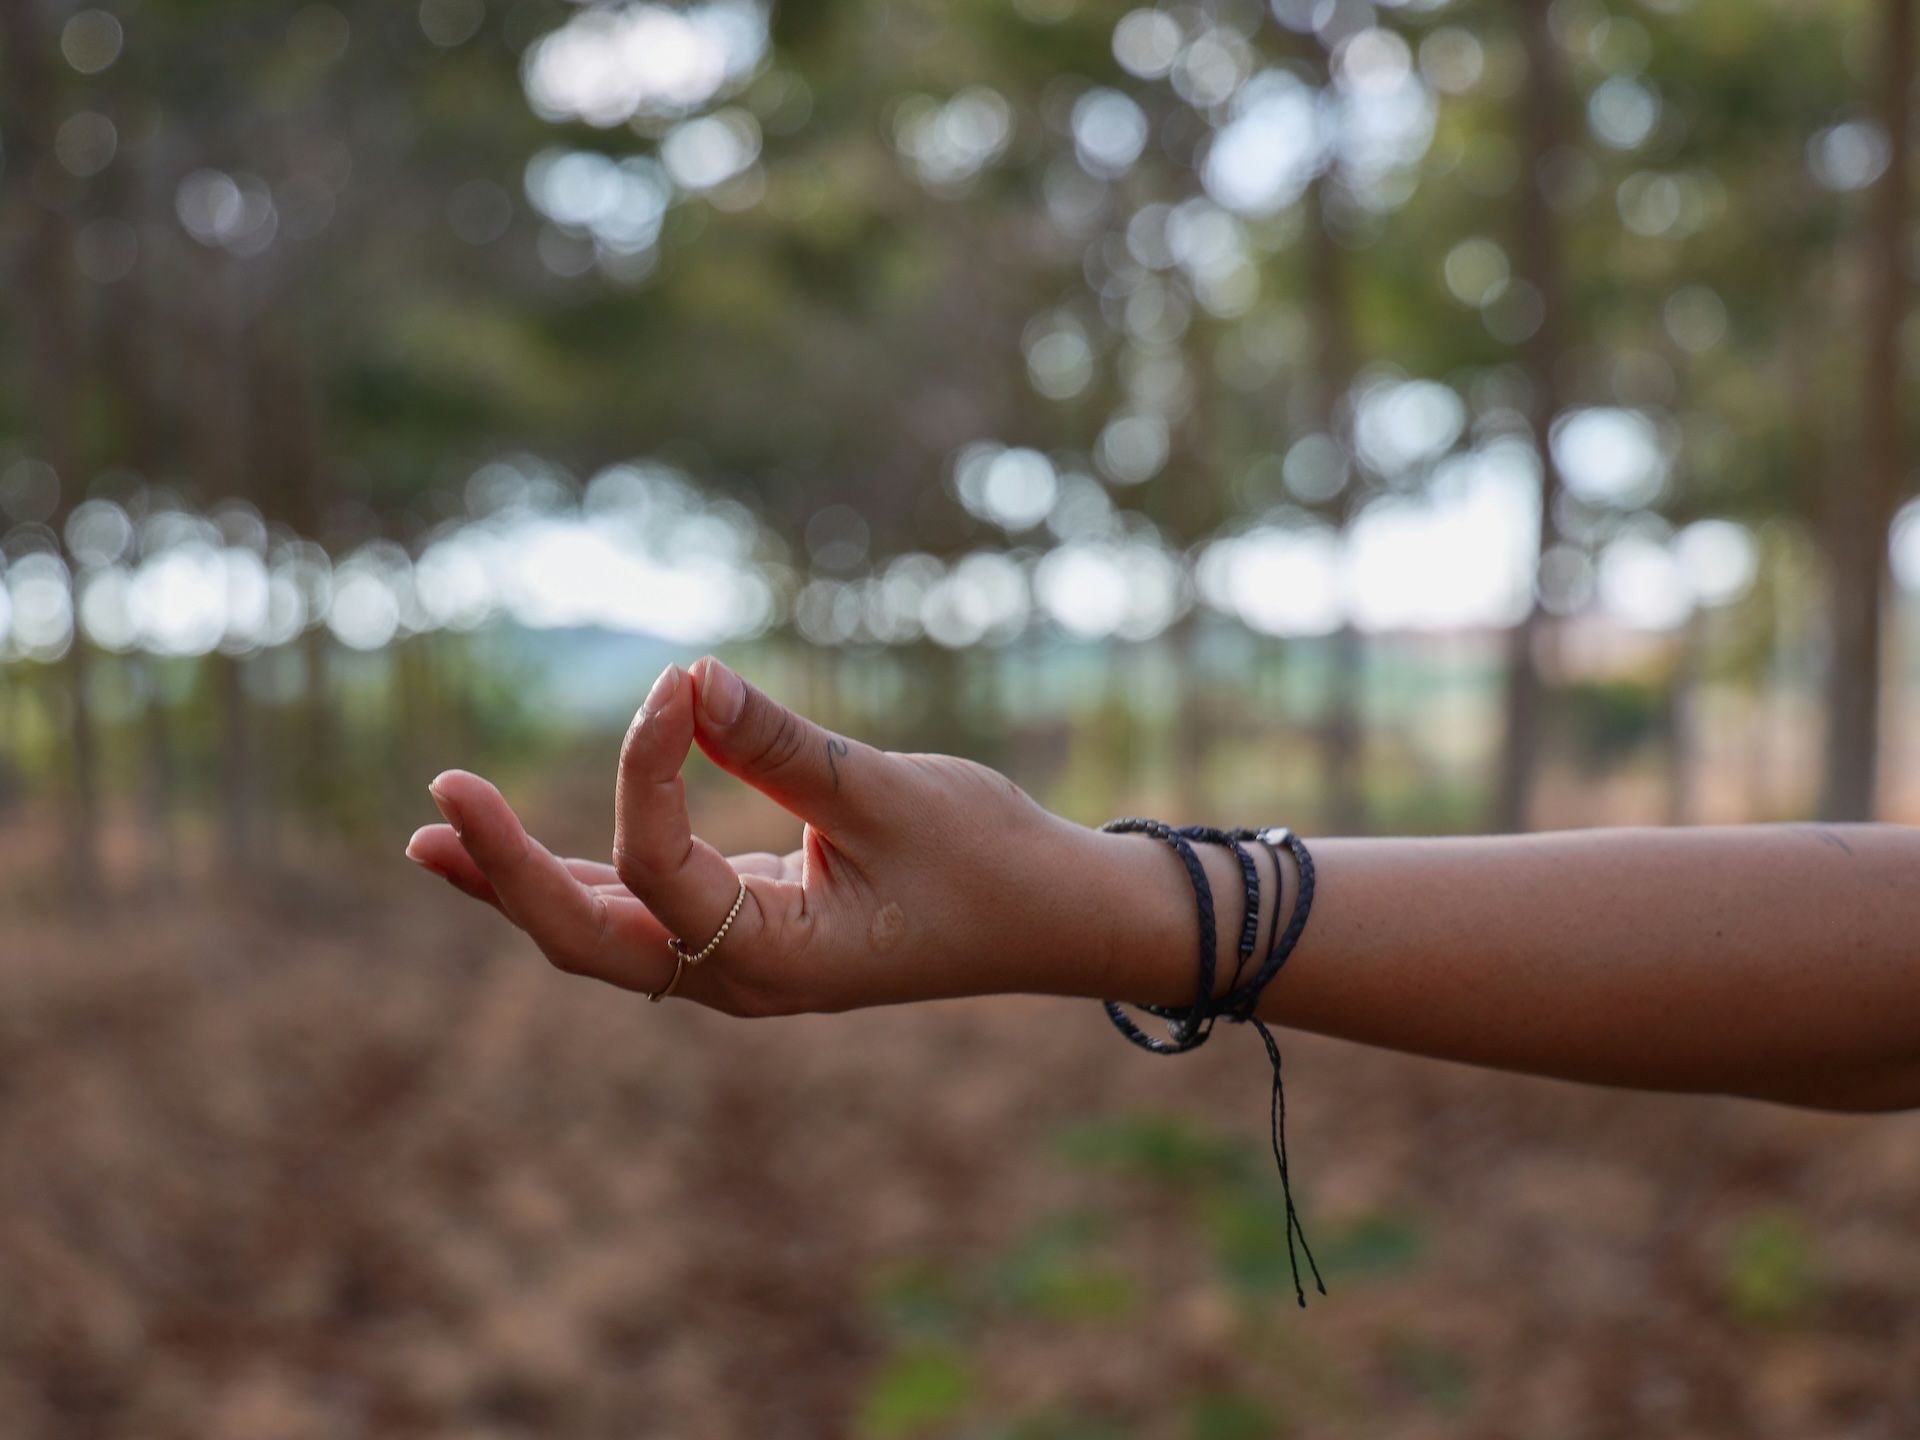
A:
5;0;1920;1435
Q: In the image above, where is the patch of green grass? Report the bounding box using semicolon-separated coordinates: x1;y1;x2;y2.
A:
867;1256;973;1340
1185;1390;1284;1440
1381;1332;1472;1413
1055;1112;1248;1185
993;1210;1137;1323
858;1342;978;1439
1201;1191;1423;1296
981;1411;1131;1440
1003;1255;1139;1323
1725;1208;1817;1325
1318;1212;1424;1280
1198;1188;1302;1297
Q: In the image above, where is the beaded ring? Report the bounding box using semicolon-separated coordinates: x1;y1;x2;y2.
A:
647;875;748;1004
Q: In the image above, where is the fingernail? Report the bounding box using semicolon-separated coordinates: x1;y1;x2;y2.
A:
642;663;681;716
428;778;463;836
701;659;745;726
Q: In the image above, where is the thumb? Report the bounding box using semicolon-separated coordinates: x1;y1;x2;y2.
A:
688;656;886;832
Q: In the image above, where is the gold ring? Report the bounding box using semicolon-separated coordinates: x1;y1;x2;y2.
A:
647;876;748;1003
667;874;748;969
652;867;756;1006
646;951;688;1004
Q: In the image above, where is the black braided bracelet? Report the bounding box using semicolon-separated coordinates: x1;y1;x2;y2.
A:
1220;826;1316;1023
1097;818;1219;1054
1177;827;1260;1050
1098;817;1326;1308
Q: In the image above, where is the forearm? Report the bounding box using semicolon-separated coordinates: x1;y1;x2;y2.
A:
1090;824;1920;1112
411;656;1920;1095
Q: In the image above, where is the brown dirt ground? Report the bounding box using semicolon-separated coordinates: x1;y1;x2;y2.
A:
2;794;1918;1439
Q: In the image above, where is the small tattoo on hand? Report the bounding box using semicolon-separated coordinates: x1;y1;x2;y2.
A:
826;736;849;791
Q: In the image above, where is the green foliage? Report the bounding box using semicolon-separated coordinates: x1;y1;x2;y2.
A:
1058;1109;1424;1301
1198;1187;1304;1297
1317;1211;1426;1280
981;1416;1129;1440
1558;677;1667;769
10;0;1911;854
1185;1392;1284;1440
858;1343;979;1440
1202;1191;1424;1296
1055;1112;1248;1186
1724;1208;1818;1325
1380;1332;1473;1413
1354;763;1489;837
991;1211;1138;1323
867;1257;973;1341
850;1108;1438;1437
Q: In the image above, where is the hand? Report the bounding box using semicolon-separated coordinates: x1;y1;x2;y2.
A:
405;657;1167;1015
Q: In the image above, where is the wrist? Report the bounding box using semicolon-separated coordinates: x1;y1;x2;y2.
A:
1079;826;1247;1008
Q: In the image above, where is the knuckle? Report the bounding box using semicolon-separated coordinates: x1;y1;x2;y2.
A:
612;844;652;891
931;755;1034;813
589;892;615;956
749;705;810;777
612;827;692;889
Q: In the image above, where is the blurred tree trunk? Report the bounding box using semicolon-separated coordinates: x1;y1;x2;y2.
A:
300;626;335;825
1;0;101;886
138;658;178;885
1820;0;1911;821
911;642;970;759
1168;610;1206;814
214;654;255;863
1495;0;1571;834
1665;614;1705;826
259;316;338;826
1100;644;1139;809
191;261;259;867
390;639;420;804
99;145;182;881
1323;624;1365;834
1303;172;1365;836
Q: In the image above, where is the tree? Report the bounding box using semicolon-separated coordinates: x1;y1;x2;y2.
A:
1;0;101;883
1820;0;1911;821
1494;0;1572;834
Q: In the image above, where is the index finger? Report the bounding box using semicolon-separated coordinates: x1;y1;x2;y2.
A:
428;769;678;990
407;823;620;911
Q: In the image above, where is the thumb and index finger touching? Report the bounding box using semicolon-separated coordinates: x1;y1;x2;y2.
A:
681;656;881;836
420;656;877;981
611;655;885;954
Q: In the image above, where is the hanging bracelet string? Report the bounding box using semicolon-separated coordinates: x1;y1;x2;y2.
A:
1098;817;1326;1308
1184;824;1323;1306
1224;825;1323;1305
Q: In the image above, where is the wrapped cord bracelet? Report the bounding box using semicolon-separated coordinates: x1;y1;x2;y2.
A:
1098;818;1326;1308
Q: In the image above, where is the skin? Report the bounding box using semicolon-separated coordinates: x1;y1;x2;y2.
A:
407;657;1920;1115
